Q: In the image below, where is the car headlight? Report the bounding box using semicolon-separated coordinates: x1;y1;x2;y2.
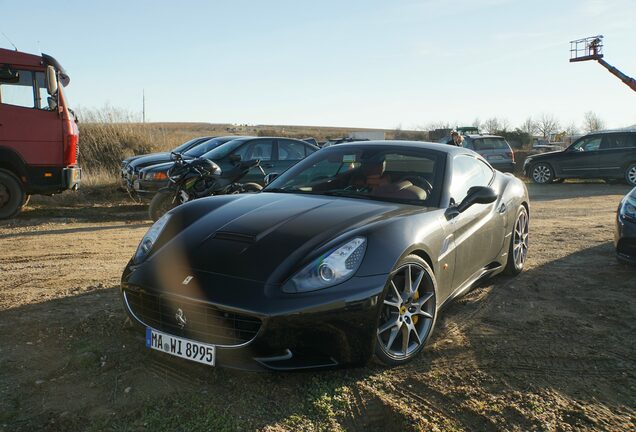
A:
147;171;169;181
285;237;367;293
620;195;636;222
134;213;171;263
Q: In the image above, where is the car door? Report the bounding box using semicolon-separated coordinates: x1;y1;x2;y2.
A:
597;134;633;177
275;139;312;173
558;135;602;178
446;155;500;291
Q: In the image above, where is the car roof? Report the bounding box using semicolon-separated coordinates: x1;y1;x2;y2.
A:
584;128;636;135
332;140;476;156
465;134;505;139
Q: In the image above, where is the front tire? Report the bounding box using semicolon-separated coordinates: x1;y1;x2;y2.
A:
625;163;636;187
148;191;177;222
530;163;554;184
0;170;26;219
504;206;529;275
374;255;437;366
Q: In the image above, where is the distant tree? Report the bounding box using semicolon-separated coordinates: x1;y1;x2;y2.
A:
483;117;501;134
520;117;538;136
564;122;580;137
536;113;561;139
425;120;451;130
472;118;482;131
582;111;605;133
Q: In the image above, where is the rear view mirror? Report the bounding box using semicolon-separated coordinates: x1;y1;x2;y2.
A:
46;65;58;95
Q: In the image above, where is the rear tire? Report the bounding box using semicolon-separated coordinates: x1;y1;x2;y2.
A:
0;170;25;219
530;163;554;184
625;163;636;187
504;206;529;275
148;191;177;222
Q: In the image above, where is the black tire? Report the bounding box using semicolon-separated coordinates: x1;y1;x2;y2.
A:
242;182;262;192
530;163;554;184
374;255;437;366
0;170;26;219
625;162;636;187
148;191;177;222
504;206;529;276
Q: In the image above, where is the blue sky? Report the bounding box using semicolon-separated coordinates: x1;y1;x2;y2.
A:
2;0;635;129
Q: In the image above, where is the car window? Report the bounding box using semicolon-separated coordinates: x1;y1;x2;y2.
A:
184;137;232;157
450;155;493;204
265;146;444;206
601;134;636;150
173;137;205;154
248;140;273;161
473;138;509;151
572;136;602;152
278;140;307;161
0;69;35;108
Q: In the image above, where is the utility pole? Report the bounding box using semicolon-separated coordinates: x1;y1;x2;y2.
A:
142;89;146;123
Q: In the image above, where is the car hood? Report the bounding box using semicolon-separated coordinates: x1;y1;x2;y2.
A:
152;193;428;283
140;161;174;174
129;153;174;170
526;149;564;160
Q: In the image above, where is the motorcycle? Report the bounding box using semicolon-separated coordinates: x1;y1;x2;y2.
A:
148;153;264;221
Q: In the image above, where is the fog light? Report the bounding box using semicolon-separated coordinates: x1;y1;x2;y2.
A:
318;263;335;281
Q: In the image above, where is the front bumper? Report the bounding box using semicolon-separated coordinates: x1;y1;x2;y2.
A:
121;263;387;371
615;215;636;265
134;179;169;196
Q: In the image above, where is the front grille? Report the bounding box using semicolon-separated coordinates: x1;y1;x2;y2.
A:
124;289;261;346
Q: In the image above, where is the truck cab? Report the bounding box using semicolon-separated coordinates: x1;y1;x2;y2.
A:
0;48;80;218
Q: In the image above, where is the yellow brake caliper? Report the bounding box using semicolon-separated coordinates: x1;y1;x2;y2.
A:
412;291;419;324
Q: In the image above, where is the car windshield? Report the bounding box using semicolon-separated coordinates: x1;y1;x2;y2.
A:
473;138;509;151
265;146;444;206
183;137;236;158
172;137;206;154
200;138;249;160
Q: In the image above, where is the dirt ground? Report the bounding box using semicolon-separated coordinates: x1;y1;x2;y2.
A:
0;183;634;431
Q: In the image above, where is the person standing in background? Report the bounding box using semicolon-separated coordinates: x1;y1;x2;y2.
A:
447;130;464;147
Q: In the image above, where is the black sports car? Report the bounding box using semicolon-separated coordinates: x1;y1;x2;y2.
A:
615;187;636;264
121;141;530;370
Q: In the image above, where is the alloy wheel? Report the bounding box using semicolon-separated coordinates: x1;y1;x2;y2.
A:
532;164;552;184
377;263;435;360
627;165;636;186
512;208;529;269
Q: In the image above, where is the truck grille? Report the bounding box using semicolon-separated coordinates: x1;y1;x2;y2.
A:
123;288;261;346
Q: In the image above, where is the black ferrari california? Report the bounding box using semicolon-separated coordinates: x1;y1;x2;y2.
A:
615;187;636;264
121;141;530;370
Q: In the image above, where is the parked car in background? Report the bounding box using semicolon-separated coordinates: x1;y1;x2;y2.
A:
131;136;250;198
121;136;214;190
524;129;636;186
135;137;319;197
462;135;515;173
615;187;636;264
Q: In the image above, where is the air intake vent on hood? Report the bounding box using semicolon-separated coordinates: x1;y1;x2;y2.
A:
213;231;256;244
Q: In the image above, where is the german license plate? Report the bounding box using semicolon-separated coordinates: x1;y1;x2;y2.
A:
133;180;140;190
145;327;216;366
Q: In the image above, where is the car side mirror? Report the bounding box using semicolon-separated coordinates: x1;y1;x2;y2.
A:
457;186;497;213
264;172;280;185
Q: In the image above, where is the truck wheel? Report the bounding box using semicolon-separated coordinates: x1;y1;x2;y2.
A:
148;191;177;222
0;171;25;219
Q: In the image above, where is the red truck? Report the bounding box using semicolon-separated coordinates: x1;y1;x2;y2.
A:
0;48;80;219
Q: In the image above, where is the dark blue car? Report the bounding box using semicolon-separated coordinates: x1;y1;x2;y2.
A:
615;187;636;264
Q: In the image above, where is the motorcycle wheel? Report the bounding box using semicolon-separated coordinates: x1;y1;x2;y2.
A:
148;191;177;222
